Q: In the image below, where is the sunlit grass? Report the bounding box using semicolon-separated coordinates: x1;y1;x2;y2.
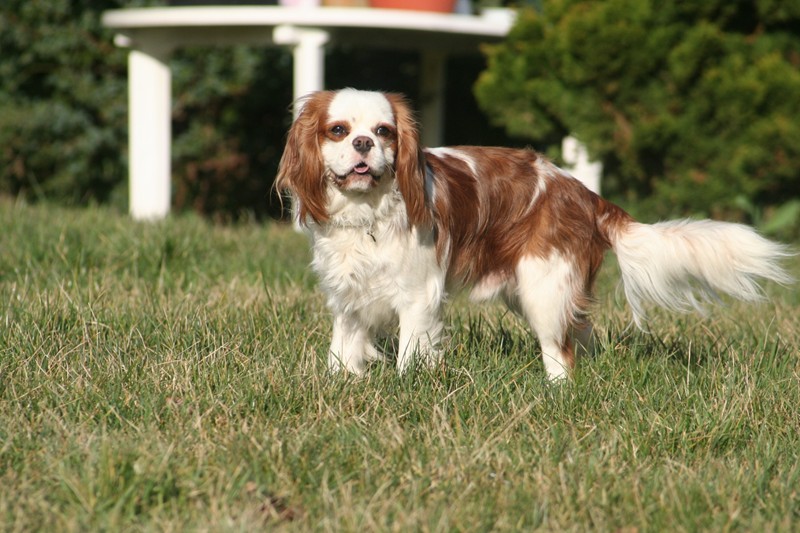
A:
1;199;798;531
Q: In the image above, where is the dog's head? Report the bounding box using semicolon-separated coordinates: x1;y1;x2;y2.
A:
276;89;429;226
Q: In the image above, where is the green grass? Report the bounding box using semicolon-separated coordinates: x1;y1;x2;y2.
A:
1;198;798;532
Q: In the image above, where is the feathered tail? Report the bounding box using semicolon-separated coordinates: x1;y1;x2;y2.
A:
603;217;793;327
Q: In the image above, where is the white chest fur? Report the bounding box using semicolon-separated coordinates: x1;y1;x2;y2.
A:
308;190;443;334
312;228;438;331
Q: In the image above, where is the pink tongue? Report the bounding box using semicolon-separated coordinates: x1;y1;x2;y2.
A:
354;163;370;175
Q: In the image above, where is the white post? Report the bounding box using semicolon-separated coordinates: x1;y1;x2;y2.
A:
128;43;173;220
273;25;329;117
419;50;446;147
562;135;602;195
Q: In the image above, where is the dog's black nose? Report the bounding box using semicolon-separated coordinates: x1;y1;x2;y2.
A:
352;136;374;154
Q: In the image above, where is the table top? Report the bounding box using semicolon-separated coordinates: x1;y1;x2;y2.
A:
102;6;515;51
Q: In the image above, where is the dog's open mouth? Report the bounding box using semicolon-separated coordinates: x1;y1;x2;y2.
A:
334;162;380;188
353;162;371;175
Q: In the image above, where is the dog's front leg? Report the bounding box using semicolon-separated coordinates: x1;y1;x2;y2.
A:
397;306;444;374
328;313;375;375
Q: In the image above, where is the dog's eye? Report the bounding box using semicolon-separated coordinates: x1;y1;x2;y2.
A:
375;126;392;137
330;125;347;137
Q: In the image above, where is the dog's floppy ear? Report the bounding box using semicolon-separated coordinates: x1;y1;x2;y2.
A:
276;91;333;224
386;93;432;228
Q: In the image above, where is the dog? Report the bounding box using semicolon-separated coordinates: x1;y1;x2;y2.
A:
276;88;791;380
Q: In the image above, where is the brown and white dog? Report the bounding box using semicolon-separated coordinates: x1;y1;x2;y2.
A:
276;88;791;380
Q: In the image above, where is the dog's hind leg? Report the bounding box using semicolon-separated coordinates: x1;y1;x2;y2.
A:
513;253;589;381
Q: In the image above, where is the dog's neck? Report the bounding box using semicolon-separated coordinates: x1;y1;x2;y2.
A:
323;177;406;235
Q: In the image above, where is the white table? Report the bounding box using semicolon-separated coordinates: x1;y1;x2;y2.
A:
102;6;515;220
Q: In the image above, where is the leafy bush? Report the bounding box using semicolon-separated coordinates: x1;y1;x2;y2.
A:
476;0;800;231
0;0;134;206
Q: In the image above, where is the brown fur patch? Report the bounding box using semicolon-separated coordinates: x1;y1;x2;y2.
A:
384;93;431;228
275;91;335;224
426;146;634;323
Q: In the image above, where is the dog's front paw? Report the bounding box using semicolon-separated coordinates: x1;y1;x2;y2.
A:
328;351;368;376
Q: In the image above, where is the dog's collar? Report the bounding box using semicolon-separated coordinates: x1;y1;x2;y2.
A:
323;218;378;243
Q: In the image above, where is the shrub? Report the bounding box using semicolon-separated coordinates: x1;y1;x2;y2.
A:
0;0;134;206
475;0;800;230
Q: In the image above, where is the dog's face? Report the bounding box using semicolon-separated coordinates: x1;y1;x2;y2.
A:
276;89;429;226
321;90;398;193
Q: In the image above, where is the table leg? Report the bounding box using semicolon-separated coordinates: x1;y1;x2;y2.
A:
562;135;602;194
128;44;172;220
274;25;329;117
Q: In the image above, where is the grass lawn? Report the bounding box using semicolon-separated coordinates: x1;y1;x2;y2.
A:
1;198;798;531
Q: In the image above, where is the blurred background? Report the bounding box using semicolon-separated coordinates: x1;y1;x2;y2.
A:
1;0;798;238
